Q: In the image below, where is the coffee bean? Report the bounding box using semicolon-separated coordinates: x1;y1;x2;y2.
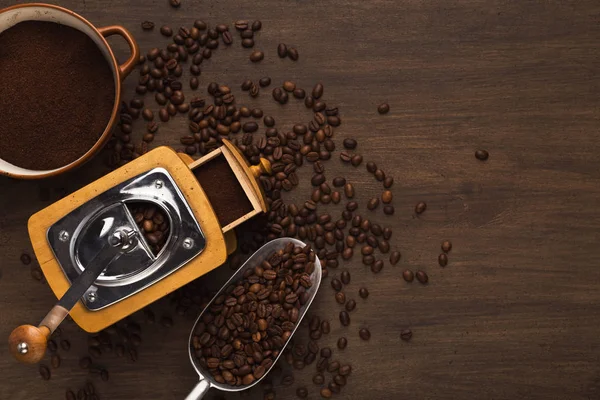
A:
283;81;296;92
344;183;354;198
51;354;61;369
39;365;51;380
313;373;325;385
384;176;394;188
475;149;489;161
259;77;272;87
312;83;324;99
416;270;428;284
390;251;401;265
277;43;288;58
48;339;58;352
296;387;308;398
293;88;306;99
383;227;392;240
334;374;347;386
331;278;342;291
401;329;413;341
335;292;346;304
339;311;350;326
339;364;352;376
320;388;332;398
374;169;385;181
377;103;390;114
350;154;363;166
363;255;374;265
250;50;264;62
141;20;155;30
442;240;452;253
343;138;357;149
371;259;384;273
361;245;374;256
342;248;353;259
383;205;395;215
169;0;181;8
403;269;414;282
242;38;254;48
415;201;427;214
381;190;393;204
345;299;356;311
366;162;377;173
341;270;350;284
337;337;348;349
332;177;346;187
359;328;371;340
60;339;71;351
243;122;258;133
288;47;299;61
20;253;31;265
321;320;331;334
439;253;448;267
142;108;154;121
367;198;379;210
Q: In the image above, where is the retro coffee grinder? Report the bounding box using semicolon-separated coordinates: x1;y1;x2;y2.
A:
9;140;271;363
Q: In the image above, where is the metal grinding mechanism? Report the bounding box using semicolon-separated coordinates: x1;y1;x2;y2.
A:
8;140;272;364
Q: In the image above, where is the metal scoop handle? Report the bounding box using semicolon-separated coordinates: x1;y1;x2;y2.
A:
185;380;210;400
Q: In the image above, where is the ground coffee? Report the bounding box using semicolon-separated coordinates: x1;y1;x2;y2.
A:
0;21;115;170
193;154;254;227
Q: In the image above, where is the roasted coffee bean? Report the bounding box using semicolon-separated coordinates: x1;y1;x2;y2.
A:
367;198;379;210
401;329;413;341
439;253;448;267
475;149;489;161
343;138;357;149
296;387;308;398
383;227;392;240
362;255;374;265
321;320;331;334
366;162;377;173
390;251;401;265
374;169;385;181
293;88;306;99
48;340;58;352
351;154;363;166
442;240;452;253
277;43;288;58
169;0;181;8
313;373;325;385
142;108;154;121
344;183;354;198
331;278;342;291
415;201;427;214
242;38;254;48
416;270;428;284
141;20;155;30
340;151;352;162
312;83;324;99
335;292;346;304
51;354;61;369
60;339;71;351
381;190;393;204
358;287;370;299
379;240;390;253
39;365;51;380
339;364;352;376
320;388;332;398
361;245;374;256
20;253;32;265
402;269;414;282
333;177;346;187
383;205;395;215
359;328;371;340
371;259;384;273
250;50;264;62
337;337;348;350
339;311;350;326
377;103;390;114
287;47;299;60
341;270;350;284
345;299;356;311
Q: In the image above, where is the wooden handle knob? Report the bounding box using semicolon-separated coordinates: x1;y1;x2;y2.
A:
250;158;272;178
8;325;51;364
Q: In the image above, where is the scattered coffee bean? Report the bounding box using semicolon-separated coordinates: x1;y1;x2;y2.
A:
367;198;379;210
320;388;332;398
250;50;264;62
439;253;448;267
442;240;452;253
383;205;395;215
39;365;50;380
344;183;354;198
339;311;350;326
20;253;31;265
384;176;394;188
475;149;489;161
345;299;356;311
389;251;401;265
337;337;348;349
331;278;342;291
60;339;71;351
287;47;299;61
313;373;325;385
400;329;413;341
169;0;181;8
321;320;331;334
416;270;428;284
335;292;346;304
359;328;371;340
296;387;308;398
415;201;427;214
381;190;393;204
350;154;363;166
51;354;61;369
377;103;390;114
371;259;384;273
341;270;351;284
277;43;288;58
141;21;155;31
403;269;414;282
343;138;357;149
358;287;369;299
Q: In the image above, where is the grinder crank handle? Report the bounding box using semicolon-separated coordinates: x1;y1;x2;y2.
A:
8;229;135;363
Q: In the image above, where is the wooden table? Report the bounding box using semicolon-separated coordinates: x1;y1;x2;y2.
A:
2;0;600;399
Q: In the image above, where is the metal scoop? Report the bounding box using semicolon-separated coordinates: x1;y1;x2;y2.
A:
185;237;322;400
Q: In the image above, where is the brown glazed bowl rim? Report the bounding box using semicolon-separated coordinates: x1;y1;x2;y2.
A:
0;3;123;180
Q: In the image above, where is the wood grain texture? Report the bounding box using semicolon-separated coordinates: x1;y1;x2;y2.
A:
1;0;600;399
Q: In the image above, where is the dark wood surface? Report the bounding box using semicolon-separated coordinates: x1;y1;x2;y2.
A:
2;0;600;399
